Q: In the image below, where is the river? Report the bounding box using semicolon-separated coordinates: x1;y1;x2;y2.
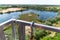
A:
0;9;57;23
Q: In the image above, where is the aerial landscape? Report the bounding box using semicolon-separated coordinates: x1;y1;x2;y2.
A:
0;5;60;40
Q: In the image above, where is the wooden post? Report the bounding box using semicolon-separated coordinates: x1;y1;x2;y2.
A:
11;21;16;40
0;27;6;40
18;22;25;40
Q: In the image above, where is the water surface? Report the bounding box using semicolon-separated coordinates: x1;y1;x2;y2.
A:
0;9;57;23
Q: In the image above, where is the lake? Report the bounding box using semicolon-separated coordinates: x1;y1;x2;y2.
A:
0;9;57;23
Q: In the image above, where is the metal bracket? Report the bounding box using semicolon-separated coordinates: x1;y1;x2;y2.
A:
30;21;34;40
31;21;34;27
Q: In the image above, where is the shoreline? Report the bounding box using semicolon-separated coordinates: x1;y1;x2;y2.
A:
0;8;27;14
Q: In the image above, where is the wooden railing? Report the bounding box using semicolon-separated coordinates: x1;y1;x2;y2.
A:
0;19;60;40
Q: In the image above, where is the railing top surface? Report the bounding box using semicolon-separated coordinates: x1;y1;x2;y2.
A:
0;19;60;32
0;19;13;27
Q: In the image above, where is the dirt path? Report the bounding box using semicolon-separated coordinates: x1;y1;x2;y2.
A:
49;31;56;37
25;26;31;35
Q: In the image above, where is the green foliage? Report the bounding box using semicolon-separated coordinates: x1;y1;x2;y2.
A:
41;33;60;40
19;12;41;23
21;5;60;12
44;14;60;26
41;36;52;40
34;28;50;40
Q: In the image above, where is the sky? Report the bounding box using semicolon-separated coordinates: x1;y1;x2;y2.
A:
0;0;60;5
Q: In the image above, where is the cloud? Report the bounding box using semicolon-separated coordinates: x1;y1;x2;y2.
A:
0;0;60;5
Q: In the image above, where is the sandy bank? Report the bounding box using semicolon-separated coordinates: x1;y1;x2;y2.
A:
0;8;26;13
